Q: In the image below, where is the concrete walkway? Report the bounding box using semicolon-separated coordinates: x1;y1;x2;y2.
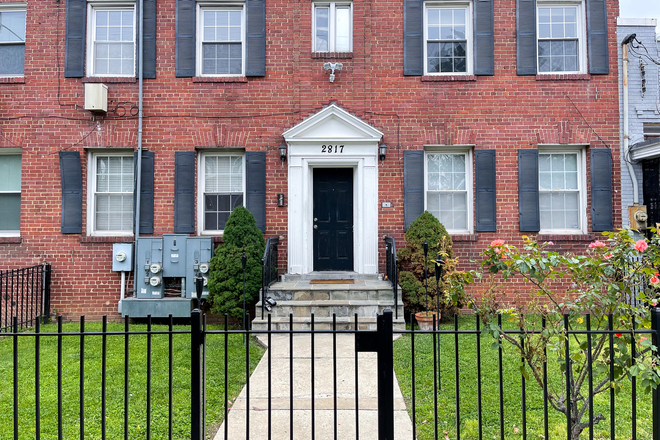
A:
213;333;413;439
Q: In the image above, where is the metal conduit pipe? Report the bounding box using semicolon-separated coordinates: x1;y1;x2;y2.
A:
132;0;145;298
622;33;640;205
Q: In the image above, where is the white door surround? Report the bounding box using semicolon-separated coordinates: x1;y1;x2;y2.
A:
282;105;383;275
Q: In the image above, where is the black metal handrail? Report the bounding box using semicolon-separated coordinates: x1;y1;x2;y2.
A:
384;236;398;319
1;263;51;332
261;237;280;319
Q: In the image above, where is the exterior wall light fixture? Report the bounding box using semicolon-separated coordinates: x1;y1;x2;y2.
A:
279;143;287;165
379;143;387;161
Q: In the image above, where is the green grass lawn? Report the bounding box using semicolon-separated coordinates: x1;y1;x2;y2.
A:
393;315;652;440
0;321;265;440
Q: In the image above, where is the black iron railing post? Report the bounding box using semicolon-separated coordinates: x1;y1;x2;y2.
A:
191;279;204;440
652;307;660;440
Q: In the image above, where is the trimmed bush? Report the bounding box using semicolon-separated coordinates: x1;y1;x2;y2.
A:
207;206;265;320
398;211;457;317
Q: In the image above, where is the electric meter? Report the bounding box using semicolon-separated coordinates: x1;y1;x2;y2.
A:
150;263;162;274
115;251;127;262
199;263;209;274
149;276;162;287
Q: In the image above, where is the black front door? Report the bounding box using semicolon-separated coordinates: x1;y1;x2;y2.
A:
313;168;354;271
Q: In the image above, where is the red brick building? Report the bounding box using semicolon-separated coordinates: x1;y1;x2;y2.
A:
0;0;620;319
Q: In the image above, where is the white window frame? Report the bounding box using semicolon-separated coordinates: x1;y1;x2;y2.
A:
312;1;353;53
196;3;246;77
0;149;21;237
86;150;135;236
538;146;587;235
424;147;473;234
86;2;137;77
423;1;473;76
536;0;587;74
0;4;26;78
197;151;246;235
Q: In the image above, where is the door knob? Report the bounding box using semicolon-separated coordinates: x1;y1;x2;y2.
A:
314;225;318;229
314;217;318;221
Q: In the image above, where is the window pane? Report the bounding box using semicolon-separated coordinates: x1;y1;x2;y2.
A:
0;193;20;231
0;11;26;42
336;7;350;52
0;155;21;191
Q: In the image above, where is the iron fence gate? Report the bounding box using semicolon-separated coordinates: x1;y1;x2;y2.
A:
1;263;51;332
4;307;660;440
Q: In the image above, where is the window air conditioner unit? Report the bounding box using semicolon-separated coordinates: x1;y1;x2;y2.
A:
84;83;108;112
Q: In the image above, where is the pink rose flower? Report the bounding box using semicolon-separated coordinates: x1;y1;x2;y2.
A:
491;239;505;247
635;239;648;252
546;241;554;245
651;276;659;285
589;241;606;248
604;253;613;259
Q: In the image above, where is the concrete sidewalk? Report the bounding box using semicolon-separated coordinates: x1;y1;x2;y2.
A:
213;333;413;439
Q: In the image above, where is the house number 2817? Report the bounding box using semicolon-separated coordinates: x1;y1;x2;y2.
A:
321;145;344;153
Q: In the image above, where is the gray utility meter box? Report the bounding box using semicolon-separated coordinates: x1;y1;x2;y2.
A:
112;243;134;271
134;235;213;300
136;238;164;299
186;237;214;299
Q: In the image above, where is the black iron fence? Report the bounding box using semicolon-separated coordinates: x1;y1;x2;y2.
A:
4;308;660;440
384;236;399;319
261;236;279;318
1;264;51;332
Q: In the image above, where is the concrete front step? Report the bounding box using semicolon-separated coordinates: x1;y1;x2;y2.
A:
256;300;404;320
251;315;406;331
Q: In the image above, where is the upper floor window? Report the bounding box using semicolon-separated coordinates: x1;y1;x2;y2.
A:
313;2;352;53
537;2;585;73
538;150;586;233
424;3;472;75
0;153;21;236
197;5;245;76
0;7;26;77
88;152;134;235
425;150;473;233
199;153;245;233
87;4;136;76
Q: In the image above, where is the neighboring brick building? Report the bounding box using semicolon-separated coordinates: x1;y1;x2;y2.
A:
0;0;620;320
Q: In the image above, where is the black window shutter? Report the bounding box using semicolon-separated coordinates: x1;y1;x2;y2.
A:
175;0;196;77
59;151;83;234
586;0;609;75
174;152;196;233
134;151;155;234
142;0;157;79
474;0;494;76
245;152;266;232
518;149;540;231
65;0;87;78
516;0;537;75
246;0;266;77
476;150;497;231
403;0;423;76
404;151;424;230
591;148;613;231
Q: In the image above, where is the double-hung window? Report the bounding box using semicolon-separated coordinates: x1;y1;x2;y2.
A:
89;152;134;235
0;6;26;77
426;150;472;233
313;2;352;53
537;2;585;73
200;153;244;233
198;5;245;76
425;3;472;75
538;150;586;233
0;153;21;235
87;4;136;76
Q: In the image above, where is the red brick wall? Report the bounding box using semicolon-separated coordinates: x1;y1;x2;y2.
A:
0;0;621;320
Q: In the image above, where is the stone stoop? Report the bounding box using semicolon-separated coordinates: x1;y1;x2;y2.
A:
252;276;405;331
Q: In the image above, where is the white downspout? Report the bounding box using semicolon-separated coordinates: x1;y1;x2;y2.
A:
622;35;639;205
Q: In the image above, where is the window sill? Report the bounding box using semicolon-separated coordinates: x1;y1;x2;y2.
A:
0;77;25;84
0;236;22;244
537;234;597;242
79;236;134;244
450;234;478;242
312;52;353;59
421;75;476;82
535;73;590;81
193;76;248;83
82;77;137;83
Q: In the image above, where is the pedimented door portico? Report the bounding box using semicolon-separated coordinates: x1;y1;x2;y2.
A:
283;105;383;275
